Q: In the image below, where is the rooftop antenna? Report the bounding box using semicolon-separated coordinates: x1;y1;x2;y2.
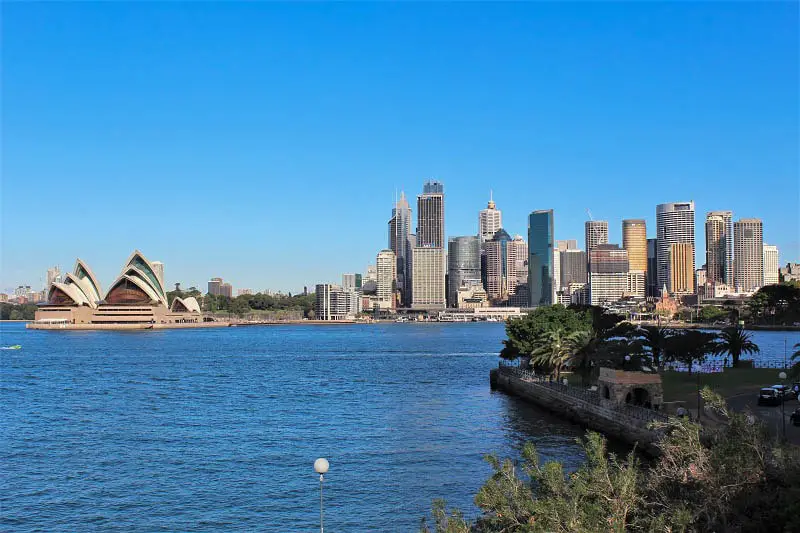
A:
586;208;594;221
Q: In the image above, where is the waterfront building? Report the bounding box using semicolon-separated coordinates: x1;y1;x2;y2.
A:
376;250;396;309
411;247;445;309
656;201;695;291
388;192;413;305
315;284;358;321
646;238;658;297
506;236;528;303
588;245;629;306
705;211;734;288
447;236;480;308
622;219;647;275
456;279;489;309
528;210;554;307
33;251;201;326
151;261;164;288
668;242;695;295
763;244;779;286
417;180;444;248
478;193;502;244
485;229;512;302
780;263;800;283
734;218;764;293
585;220;609;252
560;249;587;289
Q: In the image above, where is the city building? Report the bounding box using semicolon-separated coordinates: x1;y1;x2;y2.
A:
646;238;658;297
376;249;396;309
560;249;587;289
151;261;164;287
0;293;8;303
780;263;800;283
220;283;233;298
46;266;62;289
15;285;31;298
388;192;413;305
315;284;359;321
763;244;779;286
456;279;489;309
411;247;445;309
417;180;445;248
696;269;707;289
705;211;734;288
622;220;647;292
485;229;512;302
447;236;480;308
506;236;528;304
585;220;609;252
734;218;763;293
478;192;503;243
237;289;253;296
656;201;695;291
364;264;377;283
528;210;554;307
626;271;646;298
32;251;201;327
668;242;695;295
208;278;222;296
588;244;629;306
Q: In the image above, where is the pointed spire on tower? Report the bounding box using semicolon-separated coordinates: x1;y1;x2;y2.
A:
487;190;496;209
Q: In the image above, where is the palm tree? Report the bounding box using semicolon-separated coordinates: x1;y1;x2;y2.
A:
531;326;573;381
716;326;760;368
640;325;673;370
564;328;598;385
665;330;718;374
789;342;800;379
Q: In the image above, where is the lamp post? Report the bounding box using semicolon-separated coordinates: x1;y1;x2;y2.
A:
779;372;787;440
314;458;329;533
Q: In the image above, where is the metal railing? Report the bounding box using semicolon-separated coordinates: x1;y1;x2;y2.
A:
497;363;669;424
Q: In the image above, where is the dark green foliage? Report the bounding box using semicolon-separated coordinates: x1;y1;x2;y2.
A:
698;305;728;323
663;330;718;374
202;292;316;317
746;283;800;324
0;303;37;320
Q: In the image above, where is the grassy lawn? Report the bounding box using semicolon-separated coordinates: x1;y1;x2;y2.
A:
662;368;786;408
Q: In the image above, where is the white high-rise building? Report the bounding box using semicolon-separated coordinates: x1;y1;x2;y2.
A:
656;201;695;291
388;192;413;305
376;250;396;309
734;218;763;293
151;261;165;287
763;244;779;286
315;284;359;320
705;211;734;287
478;192;502;243
585;221;608;252
46;266;62;289
411;247;445;309
364;264;377;283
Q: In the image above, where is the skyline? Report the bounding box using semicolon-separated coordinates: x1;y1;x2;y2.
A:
2;3;798;291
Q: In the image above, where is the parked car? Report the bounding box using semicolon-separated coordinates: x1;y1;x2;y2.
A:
770;384;793;401
758;387;782;406
791;407;800;427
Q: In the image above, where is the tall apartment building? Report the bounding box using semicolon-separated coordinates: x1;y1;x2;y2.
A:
622;219;647;270
447;236;481;307
376;249;397;309
478;193;503;243
588;245;629;306
151;261;165;287
560;249;587;288
417;180;444;247
46;266;62;289
705;211;734;288
734;218;764;292
552;240;576;296
763;244;779;286
528;210;554;307
668;242;695;295
485;229;512;302
506;236;528;303
585;220;609;252
646;238;658;296
208;277;223;295
388;192;413;305
411;247;446;309
315;284;359;321
656;202;695;291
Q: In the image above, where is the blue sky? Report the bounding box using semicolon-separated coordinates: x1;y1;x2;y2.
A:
2;3;797;293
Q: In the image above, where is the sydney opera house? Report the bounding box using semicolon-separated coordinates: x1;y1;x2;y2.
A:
30;251;204;329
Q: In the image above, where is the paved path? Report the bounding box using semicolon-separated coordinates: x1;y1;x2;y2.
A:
726;393;800;445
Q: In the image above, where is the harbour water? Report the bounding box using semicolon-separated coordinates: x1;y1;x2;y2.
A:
1;323;797;531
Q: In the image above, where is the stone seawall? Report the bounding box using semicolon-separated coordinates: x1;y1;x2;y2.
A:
490;368;665;456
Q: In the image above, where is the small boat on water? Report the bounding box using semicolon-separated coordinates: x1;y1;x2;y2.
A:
1;345;22;350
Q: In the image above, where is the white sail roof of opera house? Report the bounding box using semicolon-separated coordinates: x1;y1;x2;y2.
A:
63;272;100;309
47;282;92;307
72;259;103;303
170;296;201;314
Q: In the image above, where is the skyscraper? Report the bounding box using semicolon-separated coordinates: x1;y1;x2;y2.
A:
552;240;576;295
705;211;734;287
417;180;445;247
447;236;481;307
656;202;695;291
485;229;512;302
151;261;164;287
560;249;588;288
668;242;695;295
622;220;647;272
588;244;629;306
46;266;62;289
506;236;528;303
478;192;503;243
763;244;779;286
585;221;609;252
388;192;413;305
208;277;223;295
646;238;658;297
528;210;554;307
411;247;446;309
734;218;764;292
376;249;397;309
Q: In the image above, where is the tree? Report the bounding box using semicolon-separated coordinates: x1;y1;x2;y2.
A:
640;325;673;370
229;298;250;317
502;305;591;363
698;305;727;324
716;326;760;368
530;326;577;381
664;330;718;374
